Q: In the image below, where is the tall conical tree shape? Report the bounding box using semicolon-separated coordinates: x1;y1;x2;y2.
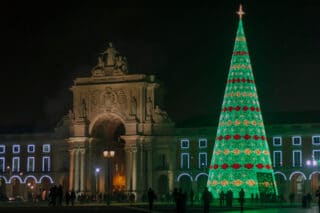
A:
207;5;278;198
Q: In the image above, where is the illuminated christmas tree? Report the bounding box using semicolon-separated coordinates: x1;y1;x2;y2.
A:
207;5;278;198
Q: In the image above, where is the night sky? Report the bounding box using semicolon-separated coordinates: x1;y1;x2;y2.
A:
1;2;320;132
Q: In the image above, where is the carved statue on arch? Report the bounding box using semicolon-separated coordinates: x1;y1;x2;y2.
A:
102;42;118;66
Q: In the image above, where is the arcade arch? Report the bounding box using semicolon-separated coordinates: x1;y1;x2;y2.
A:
290;171;306;201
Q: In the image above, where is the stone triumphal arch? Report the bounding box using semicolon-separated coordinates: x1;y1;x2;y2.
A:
67;43;174;199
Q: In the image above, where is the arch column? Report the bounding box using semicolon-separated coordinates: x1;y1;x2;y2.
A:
145;144;152;190
74;149;80;192
67;137;88;192
125;146;137;193
68;150;75;191
80;149;86;192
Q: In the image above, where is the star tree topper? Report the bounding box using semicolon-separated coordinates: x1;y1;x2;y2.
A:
236;4;245;19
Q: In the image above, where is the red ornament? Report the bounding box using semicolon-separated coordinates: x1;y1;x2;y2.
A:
233;134;241;140
218;136;223;140
241;78;246;83
265;164;271;169
261;136;265;140
213;164;219;169
235;106;241;111
223;107;227;112
236;78;240;83
244;134;251;140
250;106;255;111
253;135;259;140
256;164;264;169
245;163;253;169
221;164;229;169
225;135;231;140
228;106;233;111
232;163;241;169
256;107;260;111
243;106;248;111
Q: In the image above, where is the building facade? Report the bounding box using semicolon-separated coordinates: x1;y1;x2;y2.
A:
0;43;318;203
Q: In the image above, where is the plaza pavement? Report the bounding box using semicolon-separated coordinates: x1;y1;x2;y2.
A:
0;200;319;212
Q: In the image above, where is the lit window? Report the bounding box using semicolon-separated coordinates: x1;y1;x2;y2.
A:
199;152;207;168
313;150;320;161
180;153;189;169
27;157;35;172
273;151;282;167
293;150;302;167
312;136;320;145
292;136;302;146
43;144;51;153
12;145;20;154
181;139;189;149
27;145;35;153
0;157;4;172
273;137;282;146
42;157;50;172
12;157;20;172
0;145;5;154
199;139;207;148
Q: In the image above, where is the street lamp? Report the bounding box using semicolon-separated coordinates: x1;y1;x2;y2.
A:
103;150;115;206
95;168;100;196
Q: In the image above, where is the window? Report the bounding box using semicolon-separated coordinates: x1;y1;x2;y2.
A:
313;150;320;161
43;144;51;153
42;157;50;172
273;137;282;146
181;139;189;149
0;157;4;172
180;153;189;169
292;136;302;146
199;139;207;148
12;145;20;154
199;152;207;168
27;157;35;172
273;151;282;167
12;157;20;172
0;145;5;154
312;136;320;145
293;150;302;167
158;154;167;169
27;145;35;153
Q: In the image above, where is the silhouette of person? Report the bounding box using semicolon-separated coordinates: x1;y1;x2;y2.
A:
316;186;320;212
70;189;76;206
202;187;213;213
219;190;225;207
65;191;70;206
239;188;245;212
147;187;156;211
190;189;194;207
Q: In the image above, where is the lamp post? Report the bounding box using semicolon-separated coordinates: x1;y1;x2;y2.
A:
6;166;11;197
95;168;100;197
103;150;115;206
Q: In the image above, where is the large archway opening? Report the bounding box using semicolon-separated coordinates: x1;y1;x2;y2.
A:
290;172;306;202
91;113;126;199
